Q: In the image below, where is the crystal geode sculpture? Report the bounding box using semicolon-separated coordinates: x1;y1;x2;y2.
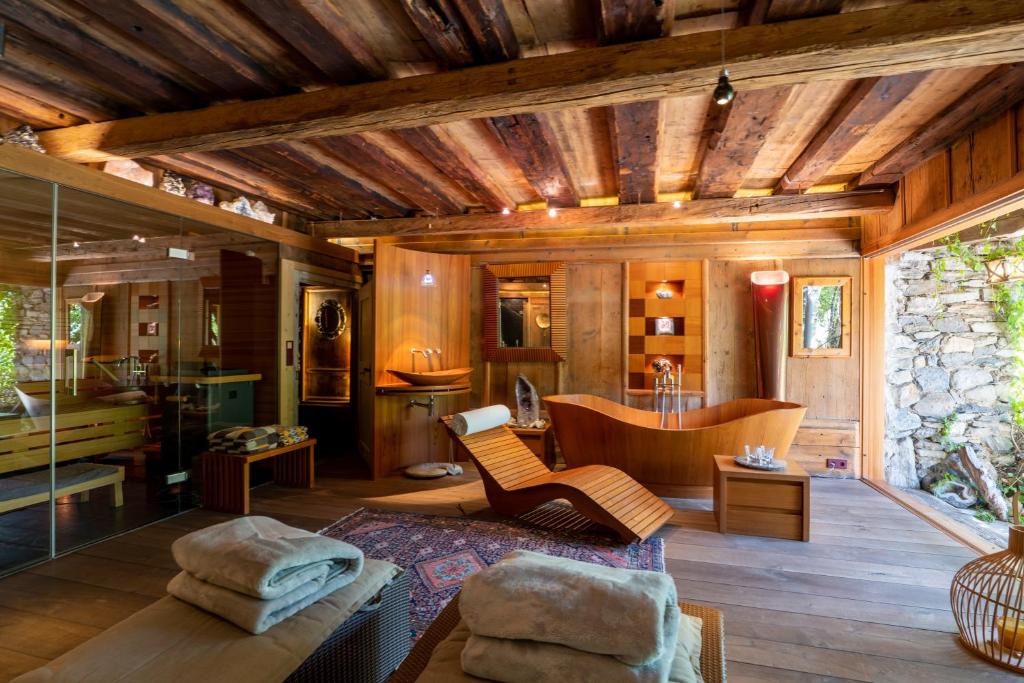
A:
515;374;540;427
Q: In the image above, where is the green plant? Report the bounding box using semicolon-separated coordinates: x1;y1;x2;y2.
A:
0;286;23;411
939;412;961;452
974;510;996;523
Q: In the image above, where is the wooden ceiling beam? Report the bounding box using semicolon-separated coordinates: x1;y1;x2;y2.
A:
693;86;792;198
858;63;1024;187
486;114;578;207
393;127;515;211
35;0;1024;162
600;0;673;206
316;136;464;215
778;73;928;192
311;190;892;238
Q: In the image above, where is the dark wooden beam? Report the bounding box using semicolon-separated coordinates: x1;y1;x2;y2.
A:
487;114;577;207
600;0;673;205
311;190;893;238
35;0;1024;161
778;73;928;192
394;127;514;211
858;63;1024;187
238;0;385;83
693;86;792;198
316;136;465;215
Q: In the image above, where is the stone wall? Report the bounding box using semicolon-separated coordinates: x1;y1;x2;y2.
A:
884;243;1016;489
16;286;51;382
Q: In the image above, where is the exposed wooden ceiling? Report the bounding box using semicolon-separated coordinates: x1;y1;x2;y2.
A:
1;0;1023;238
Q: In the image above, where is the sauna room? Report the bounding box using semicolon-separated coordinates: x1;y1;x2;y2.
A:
0;1;1022;682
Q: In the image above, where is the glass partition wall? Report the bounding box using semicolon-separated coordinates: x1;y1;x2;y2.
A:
0;168;277;576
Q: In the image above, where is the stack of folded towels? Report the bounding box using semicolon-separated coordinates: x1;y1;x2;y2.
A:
206;424;310;454
456;550;703;683
166;516;364;634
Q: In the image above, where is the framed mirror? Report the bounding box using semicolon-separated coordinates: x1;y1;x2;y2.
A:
791;276;851;358
483;262;567;361
314;298;347;340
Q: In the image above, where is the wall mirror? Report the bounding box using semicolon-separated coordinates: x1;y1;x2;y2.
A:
792;276;851;357
314;298;347;340
483;262;566;361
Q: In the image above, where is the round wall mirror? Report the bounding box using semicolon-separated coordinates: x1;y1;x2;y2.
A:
314;299;347;340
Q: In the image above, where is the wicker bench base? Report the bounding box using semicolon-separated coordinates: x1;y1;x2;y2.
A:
287;571;411;683
389;592;725;683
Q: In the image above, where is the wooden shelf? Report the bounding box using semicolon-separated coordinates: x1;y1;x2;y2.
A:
150;373;262;384
376;382;471;395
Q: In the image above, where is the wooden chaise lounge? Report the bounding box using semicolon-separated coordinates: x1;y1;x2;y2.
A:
441;416;673;543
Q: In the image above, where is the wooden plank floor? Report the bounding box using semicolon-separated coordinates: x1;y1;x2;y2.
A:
0;468;1015;682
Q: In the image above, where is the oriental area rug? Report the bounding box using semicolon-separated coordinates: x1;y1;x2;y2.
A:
321;507;665;638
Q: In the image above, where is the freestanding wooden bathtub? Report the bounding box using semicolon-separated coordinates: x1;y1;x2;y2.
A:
544;394;806;495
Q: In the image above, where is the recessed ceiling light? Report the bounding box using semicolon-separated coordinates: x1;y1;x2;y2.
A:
672;200;682;209
547;208;557;218
501;207;511;215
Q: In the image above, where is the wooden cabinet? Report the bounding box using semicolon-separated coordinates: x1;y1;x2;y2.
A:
713;454;810;542
510;423;555;469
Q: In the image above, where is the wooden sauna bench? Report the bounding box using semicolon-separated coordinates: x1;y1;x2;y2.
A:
201;439;317;514
0;403;149;512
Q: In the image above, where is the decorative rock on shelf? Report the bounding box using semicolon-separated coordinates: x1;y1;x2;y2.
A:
951;497;1024;674
515;374;539;427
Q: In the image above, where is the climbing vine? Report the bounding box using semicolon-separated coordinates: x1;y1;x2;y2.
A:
0;286;23;411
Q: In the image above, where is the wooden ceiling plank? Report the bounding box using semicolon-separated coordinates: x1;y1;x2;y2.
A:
449;0;520;62
394;127;515;211
35;0;1024;161
311;189;893;238
236;0;381;84
148;152;329;218
80;0;280;98
0;83;83;129
487;114;578;207
317;136;464;215
600;0;673;205
401;0;477;67
778;72;929;192
257;143;410;218
858;63;1024;187
0;0;202;109
693;85;793;198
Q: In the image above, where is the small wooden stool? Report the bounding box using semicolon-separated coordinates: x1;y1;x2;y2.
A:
201;439;317;514
713;454;810;541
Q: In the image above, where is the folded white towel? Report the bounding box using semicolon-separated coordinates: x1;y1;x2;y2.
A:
461;607;687;683
167;568;355;634
171;516;363;600
461;550;680;666
450;405;511;436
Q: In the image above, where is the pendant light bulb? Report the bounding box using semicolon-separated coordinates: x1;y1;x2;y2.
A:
713;68;734;106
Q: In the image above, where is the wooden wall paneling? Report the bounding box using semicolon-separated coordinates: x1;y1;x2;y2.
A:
950;110;1019;203
705;260;774;406
220;249;279;425
372;244;470;475
861;255;888;481
1017;103;1024;173
902;151;950;226
565;263;622;402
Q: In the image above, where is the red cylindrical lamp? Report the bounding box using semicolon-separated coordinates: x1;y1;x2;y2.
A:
751;270;790;401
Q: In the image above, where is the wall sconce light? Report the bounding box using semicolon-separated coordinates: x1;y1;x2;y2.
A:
985;257;1024;283
421;269;436;288
81;291;105;303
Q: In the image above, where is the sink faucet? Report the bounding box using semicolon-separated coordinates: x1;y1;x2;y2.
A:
410;347;432;372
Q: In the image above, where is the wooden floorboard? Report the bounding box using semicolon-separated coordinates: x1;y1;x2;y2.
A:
0;471;1016;682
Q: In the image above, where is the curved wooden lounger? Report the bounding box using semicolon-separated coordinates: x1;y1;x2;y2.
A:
545;394;806;494
441;416;673;543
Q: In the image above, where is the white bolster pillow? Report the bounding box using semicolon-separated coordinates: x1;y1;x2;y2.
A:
451;405;512;436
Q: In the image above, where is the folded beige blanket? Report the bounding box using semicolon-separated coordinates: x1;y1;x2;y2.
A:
416;614;704;683
171;516;363;600
460;550;679;666
167;565;355;634
12;559;401;683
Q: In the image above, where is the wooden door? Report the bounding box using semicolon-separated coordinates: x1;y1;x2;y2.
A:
356;280;375;472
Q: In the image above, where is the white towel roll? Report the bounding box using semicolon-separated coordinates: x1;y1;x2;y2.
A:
451;405;512;436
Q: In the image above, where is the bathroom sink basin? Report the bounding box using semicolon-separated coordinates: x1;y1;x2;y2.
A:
388;368;473;386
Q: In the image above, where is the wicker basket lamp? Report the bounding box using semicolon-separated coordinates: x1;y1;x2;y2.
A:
950;496;1024;674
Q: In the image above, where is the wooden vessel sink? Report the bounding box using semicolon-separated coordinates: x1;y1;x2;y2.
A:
387;367;473;386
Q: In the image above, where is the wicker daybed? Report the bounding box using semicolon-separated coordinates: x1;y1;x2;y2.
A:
389;592;726;683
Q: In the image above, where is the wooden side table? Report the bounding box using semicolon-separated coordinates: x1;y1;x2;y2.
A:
509;423;556;469
712;454;810;542
201;438;316;514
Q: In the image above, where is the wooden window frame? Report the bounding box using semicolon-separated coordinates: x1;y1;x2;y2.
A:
791;275;852;358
